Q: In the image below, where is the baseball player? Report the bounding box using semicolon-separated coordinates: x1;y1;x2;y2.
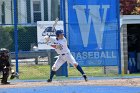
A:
0;48;18;84
44;30;87;82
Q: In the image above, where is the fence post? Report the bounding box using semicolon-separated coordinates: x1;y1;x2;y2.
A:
35;57;39;65
14;0;19;74
60;0;68;77
117;0;122;75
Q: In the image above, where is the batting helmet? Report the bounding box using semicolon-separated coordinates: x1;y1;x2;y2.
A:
55;30;64;36
0;48;9;55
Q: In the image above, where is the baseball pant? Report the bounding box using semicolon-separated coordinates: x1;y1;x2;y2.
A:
52;53;78;71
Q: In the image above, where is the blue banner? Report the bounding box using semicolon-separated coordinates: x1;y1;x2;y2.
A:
68;0;120;66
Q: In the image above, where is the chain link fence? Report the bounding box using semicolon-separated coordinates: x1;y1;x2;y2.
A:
0;0;61;80
0;0;123;80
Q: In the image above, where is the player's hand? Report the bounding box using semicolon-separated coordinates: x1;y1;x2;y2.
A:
51;45;57;48
44;35;50;43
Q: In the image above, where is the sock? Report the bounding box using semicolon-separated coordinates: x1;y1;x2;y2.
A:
49;70;55;80
76;65;85;75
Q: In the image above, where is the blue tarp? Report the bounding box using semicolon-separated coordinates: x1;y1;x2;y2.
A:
0;86;140;93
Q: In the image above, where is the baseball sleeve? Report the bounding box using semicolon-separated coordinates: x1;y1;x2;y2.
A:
44;35;56;45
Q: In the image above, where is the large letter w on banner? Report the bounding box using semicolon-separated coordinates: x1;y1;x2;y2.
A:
73;5;110;48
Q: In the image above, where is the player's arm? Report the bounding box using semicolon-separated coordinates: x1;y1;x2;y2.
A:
44;35;58;48
51;44;57;48
52;38;67;50
50;44;63;49
44;35;55;44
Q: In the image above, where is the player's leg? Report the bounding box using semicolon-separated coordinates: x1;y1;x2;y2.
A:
1;68;10;84
47;56;65;82
66;54;88;81
76;65;87;81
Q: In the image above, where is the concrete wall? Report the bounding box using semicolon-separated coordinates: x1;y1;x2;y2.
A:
121;24;128;74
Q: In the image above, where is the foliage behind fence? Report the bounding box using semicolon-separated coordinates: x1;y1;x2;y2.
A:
0;26;37;51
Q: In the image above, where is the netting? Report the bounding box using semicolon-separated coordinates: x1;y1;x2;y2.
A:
0;0;122;80
0;0;61;80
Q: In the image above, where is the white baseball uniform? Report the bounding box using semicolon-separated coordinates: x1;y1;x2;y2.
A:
44;36;78;71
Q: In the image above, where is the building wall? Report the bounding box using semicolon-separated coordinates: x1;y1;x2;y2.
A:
0;0;60;24
0;0;12;24
0;1;2;24
18;0;27;24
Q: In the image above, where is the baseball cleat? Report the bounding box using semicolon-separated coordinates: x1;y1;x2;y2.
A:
83;74;88;82
47;79;52;82
1;81;10;85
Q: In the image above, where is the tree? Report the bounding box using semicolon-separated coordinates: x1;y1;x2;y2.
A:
120;0;140;15
0;27;13;49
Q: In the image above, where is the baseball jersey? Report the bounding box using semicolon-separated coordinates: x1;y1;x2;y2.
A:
44;35;70;54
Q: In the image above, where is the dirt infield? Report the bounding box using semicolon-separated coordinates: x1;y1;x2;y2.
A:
0;78;140;88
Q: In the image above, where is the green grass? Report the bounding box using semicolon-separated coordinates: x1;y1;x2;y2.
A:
15;65;105;80
13;65;140;80
68;66;104;77
18;65;50;80
124;73;140;76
